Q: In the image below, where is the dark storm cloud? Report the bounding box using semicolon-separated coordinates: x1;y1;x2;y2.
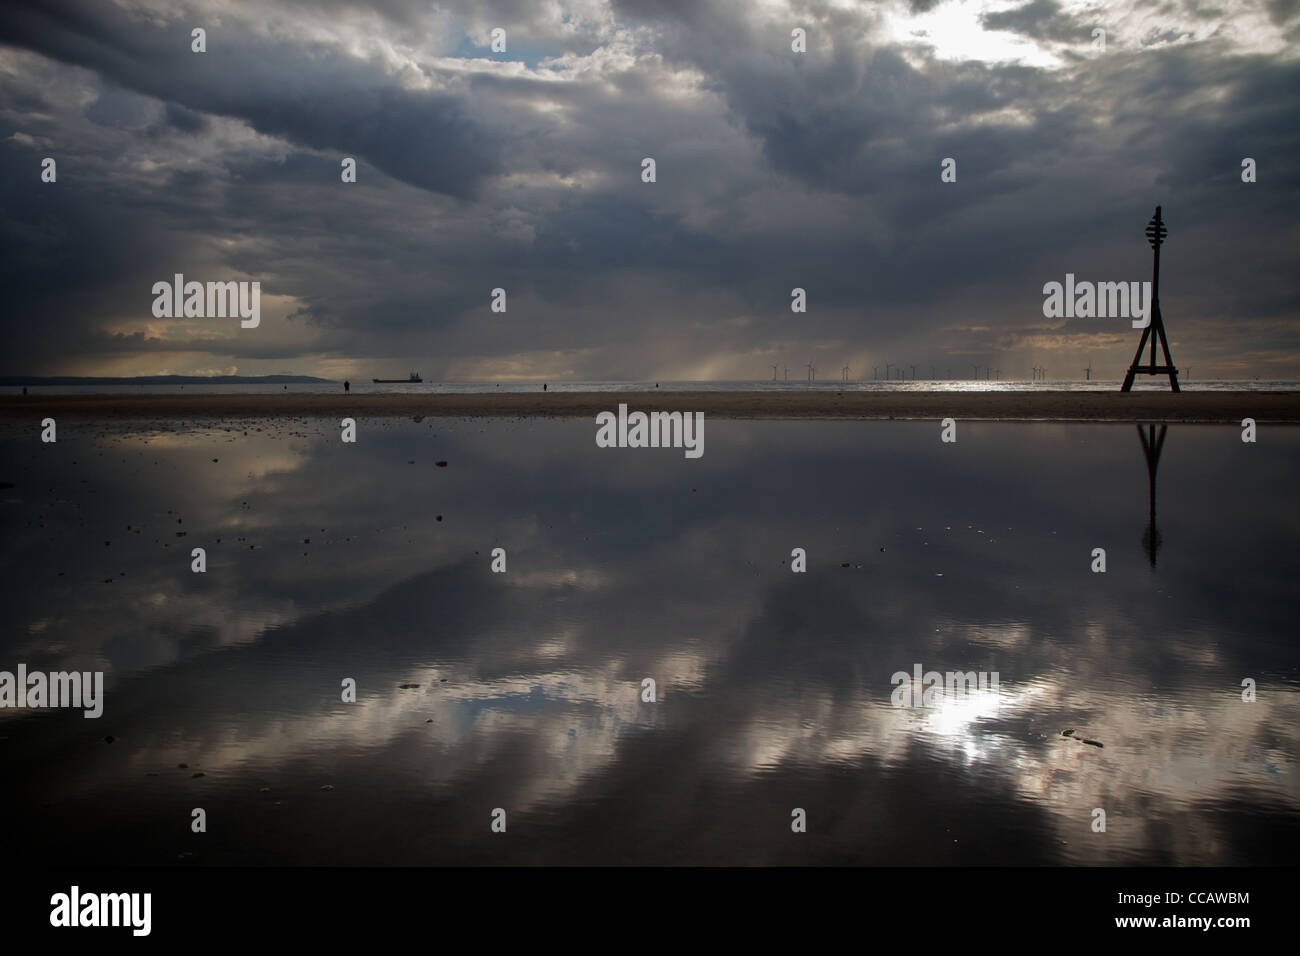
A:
0;0;1296;379
978;0;1093;44
0;0;501;198
1265;0;1300;24
154;102;208;135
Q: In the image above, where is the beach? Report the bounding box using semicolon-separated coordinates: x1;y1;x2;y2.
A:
3;389;1298;422
4;414;1299;867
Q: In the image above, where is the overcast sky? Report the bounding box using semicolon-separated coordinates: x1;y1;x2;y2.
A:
1;0;1297;381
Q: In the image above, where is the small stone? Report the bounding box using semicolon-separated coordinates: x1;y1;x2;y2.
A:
104;735;115;743
192;771;205;778
320;784;334;791
435;461;447;467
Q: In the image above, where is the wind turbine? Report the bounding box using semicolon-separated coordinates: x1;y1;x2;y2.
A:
873;366;879;380
806;360;815;382
771;364;778;381
842;365;850;382
1084;360;1092;381
783;365;789;381
885;362;893;381
972;364;980;380
910;365;917;380
930;366;936;379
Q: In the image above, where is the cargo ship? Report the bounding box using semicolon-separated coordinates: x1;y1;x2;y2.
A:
372;372;423;383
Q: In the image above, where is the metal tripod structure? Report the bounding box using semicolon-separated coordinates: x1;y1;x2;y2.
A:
1121;206;1179;392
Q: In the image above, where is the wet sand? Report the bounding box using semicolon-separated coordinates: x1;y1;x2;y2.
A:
1;390;1297;422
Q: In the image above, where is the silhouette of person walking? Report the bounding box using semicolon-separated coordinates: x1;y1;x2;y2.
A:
344;380;350;393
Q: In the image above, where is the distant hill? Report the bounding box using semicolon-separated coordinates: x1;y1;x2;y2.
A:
0;375;336;385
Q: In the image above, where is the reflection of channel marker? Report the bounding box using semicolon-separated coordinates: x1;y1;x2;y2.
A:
1121;206;1180;392
1137;424;1167;567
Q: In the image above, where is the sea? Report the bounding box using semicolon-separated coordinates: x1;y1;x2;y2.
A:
1;414;1296;864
